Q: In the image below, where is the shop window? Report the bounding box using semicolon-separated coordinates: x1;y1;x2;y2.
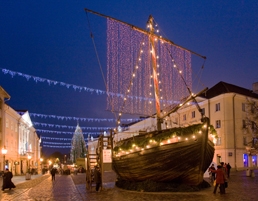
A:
243;154;248;167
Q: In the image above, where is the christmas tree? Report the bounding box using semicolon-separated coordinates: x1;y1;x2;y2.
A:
70;123;87;163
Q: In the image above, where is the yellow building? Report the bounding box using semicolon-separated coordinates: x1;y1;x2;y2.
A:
0;86;41;175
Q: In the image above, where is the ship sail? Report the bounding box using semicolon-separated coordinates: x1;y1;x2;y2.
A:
85;8;206;125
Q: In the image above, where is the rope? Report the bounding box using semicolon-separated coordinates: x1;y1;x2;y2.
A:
85;11;118;122
192;59;206;91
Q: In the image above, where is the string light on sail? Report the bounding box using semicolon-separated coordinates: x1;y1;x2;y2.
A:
107;18;192;117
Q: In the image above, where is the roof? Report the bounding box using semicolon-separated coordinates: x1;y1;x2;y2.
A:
0;86;11;100
200;81;258;99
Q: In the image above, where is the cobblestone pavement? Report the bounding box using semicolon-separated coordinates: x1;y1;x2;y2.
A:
0;170;257;201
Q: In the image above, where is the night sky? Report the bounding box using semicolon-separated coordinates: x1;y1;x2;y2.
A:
1;1;258;156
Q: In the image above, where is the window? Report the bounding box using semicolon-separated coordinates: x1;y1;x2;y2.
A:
242;103;246;112
183;114;186;121
251;104;255;113
252;121;255;130
243;137;247;146
6;119;9;128
174;118;178;124
216;120;221;128
243;120;246;128
216;137;221;146
201;108;205;115
192;111;195;118
215;103;220;112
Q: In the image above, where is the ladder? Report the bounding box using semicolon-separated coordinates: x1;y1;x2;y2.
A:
86;132;113;191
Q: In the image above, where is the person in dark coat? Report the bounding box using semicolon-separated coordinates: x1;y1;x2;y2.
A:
226;163;231;178
51;168;57;181
94;166;101;192
209;164;216;182
2;168;16;191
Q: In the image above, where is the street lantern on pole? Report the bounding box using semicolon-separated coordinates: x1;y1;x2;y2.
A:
2;146;7;170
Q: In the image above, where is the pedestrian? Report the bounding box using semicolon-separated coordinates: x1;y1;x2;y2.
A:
51;168;56;181
209;164;216;182
220;162;227;176
226;163;231;178
2;168;16;191
94;166;101;192
210;165;226;194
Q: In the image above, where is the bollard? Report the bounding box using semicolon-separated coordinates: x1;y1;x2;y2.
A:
246;169;250;177
251;170;255;177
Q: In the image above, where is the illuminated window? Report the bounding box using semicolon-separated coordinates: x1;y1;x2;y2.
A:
216;137;221;146
215;120;221;128
215;103;220;112
6;119;9;128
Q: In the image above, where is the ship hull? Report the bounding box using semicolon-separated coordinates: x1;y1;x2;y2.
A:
112;131;214;185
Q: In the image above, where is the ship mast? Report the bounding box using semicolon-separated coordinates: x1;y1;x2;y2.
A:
84;8;207;130
148;15;162;131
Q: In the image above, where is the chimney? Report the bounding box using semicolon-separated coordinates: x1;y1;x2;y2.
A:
252;82;258;94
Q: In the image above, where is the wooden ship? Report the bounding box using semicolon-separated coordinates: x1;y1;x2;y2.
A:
84;8;216;186
112;117;215;185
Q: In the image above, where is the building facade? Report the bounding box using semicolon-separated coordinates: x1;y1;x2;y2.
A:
0;86;41;175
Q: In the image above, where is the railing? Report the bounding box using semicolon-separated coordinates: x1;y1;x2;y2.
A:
86;132;112;191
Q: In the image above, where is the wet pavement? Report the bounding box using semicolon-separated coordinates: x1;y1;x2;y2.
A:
0;170;257;200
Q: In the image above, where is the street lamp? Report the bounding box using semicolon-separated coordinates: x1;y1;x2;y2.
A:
28;155;32;173
2;146;7;170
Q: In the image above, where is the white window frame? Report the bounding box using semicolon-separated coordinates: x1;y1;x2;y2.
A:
215;103;220;112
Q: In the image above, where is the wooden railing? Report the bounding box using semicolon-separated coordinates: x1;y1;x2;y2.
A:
86;132;113;191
